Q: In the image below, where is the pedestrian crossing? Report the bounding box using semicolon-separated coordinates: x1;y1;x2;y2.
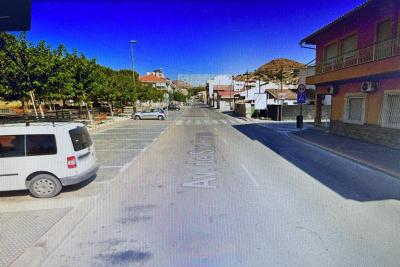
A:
175;118;245;126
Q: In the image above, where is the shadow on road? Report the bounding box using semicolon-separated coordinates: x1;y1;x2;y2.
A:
233;123;400;202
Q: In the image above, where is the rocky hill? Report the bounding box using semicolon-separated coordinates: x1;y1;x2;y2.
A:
236;58;305;84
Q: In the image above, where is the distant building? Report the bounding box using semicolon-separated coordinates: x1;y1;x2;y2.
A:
139;69;173;92
301;0;400;148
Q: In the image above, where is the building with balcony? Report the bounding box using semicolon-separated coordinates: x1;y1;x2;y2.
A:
139;69;173;92
301;0;400;148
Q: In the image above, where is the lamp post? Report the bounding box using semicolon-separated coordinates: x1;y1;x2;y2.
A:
129;40;137;85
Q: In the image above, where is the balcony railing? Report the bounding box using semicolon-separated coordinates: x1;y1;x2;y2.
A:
315;37;400;75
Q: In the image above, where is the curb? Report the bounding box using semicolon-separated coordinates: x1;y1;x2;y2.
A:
289;133;400;179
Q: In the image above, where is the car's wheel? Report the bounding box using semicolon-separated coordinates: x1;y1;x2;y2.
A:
28;173;62;198
158;115;164;120
134;115;141;120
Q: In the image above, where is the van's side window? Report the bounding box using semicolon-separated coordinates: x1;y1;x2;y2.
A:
0;135;25;158
26;135;57;156
69;127;93;151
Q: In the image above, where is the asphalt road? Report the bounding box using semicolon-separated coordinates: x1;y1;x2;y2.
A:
0;110;182;267
41;104;400;267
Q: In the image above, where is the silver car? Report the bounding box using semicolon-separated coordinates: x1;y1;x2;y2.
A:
132;109;166;120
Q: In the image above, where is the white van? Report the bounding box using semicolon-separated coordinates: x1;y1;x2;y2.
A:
0;122;100;198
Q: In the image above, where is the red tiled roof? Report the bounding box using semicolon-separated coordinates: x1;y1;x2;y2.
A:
139;74;167;83
217;90;235;98
214;85;233;91
266;89;297;100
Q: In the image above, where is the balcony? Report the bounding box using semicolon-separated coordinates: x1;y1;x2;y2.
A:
307;37;400;85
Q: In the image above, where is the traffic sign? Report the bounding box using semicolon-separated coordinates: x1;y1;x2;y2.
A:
297;92;307;104
297;84;306;94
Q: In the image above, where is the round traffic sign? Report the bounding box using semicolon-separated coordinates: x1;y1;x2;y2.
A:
297;84;306;93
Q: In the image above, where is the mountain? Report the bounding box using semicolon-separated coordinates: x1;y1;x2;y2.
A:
236;58;305;84
172;80;192;90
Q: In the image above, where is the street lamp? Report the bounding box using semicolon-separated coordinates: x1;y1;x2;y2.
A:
129;40;137;86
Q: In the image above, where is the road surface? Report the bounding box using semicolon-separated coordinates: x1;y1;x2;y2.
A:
41;104;400;267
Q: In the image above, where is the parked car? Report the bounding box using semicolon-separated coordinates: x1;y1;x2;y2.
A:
132;109;166;120
168;104;180;111
0;122;99;198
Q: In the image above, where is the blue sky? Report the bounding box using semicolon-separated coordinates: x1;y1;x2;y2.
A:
27;0;365;79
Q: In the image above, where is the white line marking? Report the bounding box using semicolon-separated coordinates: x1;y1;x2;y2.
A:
222;138;229;146
176;120;183;125
241;164;260;187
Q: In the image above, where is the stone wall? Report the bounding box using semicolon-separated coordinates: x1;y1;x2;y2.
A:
330;120;400;149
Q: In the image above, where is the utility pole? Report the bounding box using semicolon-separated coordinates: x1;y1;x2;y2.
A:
280;66;284;121
245;70;249;99
129;40;137;85
231;75;234;111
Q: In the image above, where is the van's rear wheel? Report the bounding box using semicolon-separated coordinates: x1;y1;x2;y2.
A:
158;116;164;120
28;174;62;198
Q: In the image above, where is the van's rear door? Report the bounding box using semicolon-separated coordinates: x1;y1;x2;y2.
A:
69;126;97;174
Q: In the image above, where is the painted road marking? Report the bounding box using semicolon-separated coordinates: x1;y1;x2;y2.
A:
182;132;217;189
176;120;183;125
222;138;229;146
241;164;260;187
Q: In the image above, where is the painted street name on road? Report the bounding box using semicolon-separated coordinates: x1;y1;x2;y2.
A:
182;132;217;189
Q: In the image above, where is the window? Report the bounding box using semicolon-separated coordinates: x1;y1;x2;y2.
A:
377;19;392;43
382;91;400;129
0;135;25;158
69;127;93;151
375;18;392;60
324;43;338;62
343;95;366;124
26;135;57;156
341;34;358;65
323;42;337;71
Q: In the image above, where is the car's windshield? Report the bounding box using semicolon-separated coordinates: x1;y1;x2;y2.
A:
1;1;400;267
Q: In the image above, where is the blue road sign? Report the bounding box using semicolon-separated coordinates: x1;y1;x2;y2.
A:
297;92;307;104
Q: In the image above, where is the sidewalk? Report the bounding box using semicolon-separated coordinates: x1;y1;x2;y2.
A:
291;128;400;179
